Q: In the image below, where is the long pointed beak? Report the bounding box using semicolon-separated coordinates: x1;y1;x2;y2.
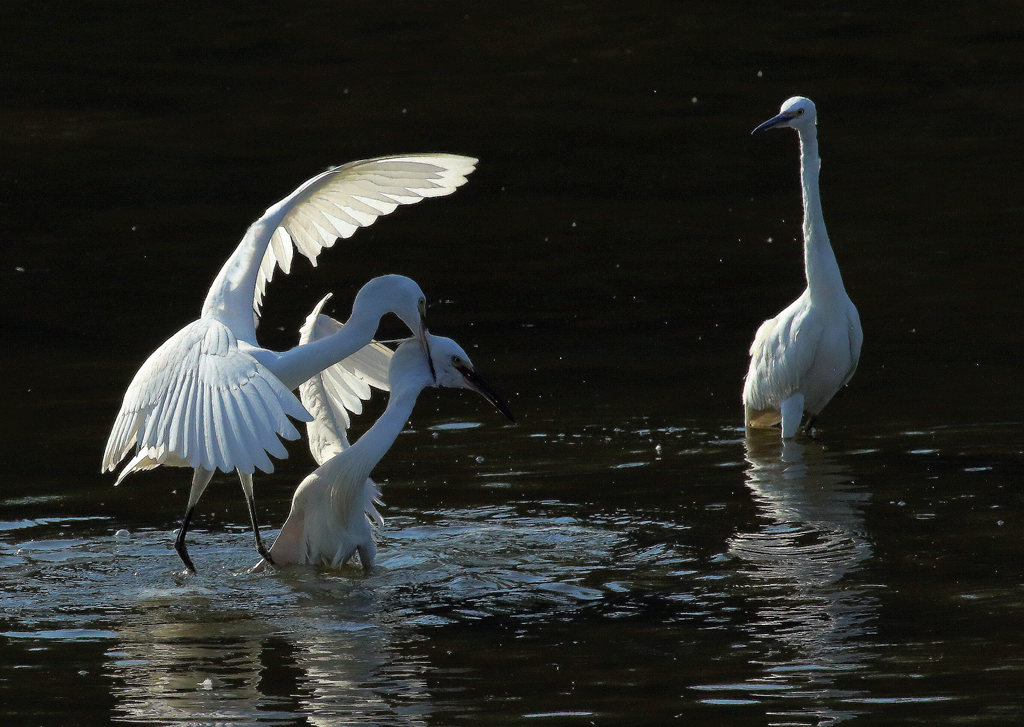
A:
456;364;515;423
416;312;436;383
751;111;793;135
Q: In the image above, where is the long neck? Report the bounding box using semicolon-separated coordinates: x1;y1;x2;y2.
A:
201;214;283;341
338;374;430;491
323;356;431;524
797;127;846;303
264;305;380;391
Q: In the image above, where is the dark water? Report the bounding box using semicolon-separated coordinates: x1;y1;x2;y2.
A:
3;2;1023;725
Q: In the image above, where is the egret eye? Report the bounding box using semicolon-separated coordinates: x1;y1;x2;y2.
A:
452;356;463;366
796;108;804;115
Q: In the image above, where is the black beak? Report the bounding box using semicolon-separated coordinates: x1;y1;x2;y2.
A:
455;363;515;423
417;314;436;384
751;111;793;135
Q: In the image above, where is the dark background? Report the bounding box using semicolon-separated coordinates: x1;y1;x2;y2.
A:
4;4;1021;476
1;3;1022;723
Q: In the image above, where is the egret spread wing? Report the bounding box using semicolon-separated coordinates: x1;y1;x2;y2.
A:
102;318;311;480
297;294;393;466
253;154;477;318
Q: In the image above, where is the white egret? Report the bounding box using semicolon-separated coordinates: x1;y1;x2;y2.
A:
101;155;477;572
743;97;863;438
264;320;515;571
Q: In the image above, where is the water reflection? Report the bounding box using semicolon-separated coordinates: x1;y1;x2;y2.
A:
108;578;433;725
704;433;877;725
101;502;631;725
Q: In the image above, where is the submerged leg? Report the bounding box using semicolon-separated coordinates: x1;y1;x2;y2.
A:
176;468;215;573
779;393;805;439
238;472;275;566
356;542;377;573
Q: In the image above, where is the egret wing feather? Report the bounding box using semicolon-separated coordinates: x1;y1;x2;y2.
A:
252;155;477;318
842;303;863;388
102;318;311;479
743;295;824;416
297;294;393;466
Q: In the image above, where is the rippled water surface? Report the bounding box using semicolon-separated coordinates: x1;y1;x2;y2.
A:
3;2;1024;725
3;421;1021;724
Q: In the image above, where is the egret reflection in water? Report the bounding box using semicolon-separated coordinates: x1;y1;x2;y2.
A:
711;434;878;724
108;579;433;726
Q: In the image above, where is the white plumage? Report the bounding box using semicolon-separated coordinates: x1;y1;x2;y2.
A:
264;331;514;571
743;98;862;438
101;154;477;571
297;294;393;466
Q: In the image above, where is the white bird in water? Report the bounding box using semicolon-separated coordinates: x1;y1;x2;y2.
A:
743;97;862;438
264;304;514;571
101;155;477;572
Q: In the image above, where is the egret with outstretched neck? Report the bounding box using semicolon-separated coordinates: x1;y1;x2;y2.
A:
263;321;514;571
743;97;862;438
101;155;477;572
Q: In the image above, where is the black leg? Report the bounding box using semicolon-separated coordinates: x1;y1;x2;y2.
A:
174;505;197;574
240;474;275;566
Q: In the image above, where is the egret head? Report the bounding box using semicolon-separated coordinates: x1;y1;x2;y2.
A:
354;273;432;362
394;334;515;422
752;96;817;135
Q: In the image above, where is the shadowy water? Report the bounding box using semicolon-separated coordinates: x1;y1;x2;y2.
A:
2;420;1022;724
3;1;1024;725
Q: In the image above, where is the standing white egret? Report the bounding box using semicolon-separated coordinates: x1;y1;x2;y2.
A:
101;154;477;572
264;322;515;570
743;97;862;438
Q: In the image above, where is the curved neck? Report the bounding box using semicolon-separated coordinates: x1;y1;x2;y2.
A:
340;374;430;484
264;305;380;390
201;215;282;341
320;362;431;525
797;127;846;302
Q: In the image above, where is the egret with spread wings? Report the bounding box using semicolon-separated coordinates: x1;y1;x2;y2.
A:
263;301;514;570
102;155;477;572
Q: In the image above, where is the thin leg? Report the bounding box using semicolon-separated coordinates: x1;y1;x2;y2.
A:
174;506;197;574
356;543;376;573
780;393;805;439
176;468;215;573
238;472;275;566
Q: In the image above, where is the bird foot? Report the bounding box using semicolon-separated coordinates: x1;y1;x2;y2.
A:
175;542;198;575
256;544;276;567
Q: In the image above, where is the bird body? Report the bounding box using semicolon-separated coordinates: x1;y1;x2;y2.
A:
267;332;514;570
101;155;477;571
743;97;862;438
259;294;391;569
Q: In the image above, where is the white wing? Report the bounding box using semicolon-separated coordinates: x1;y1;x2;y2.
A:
297;294;393;466
200;154;476;342
102;318;311;479
743;294;822;413
255;154;476;317
842;301;863;388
